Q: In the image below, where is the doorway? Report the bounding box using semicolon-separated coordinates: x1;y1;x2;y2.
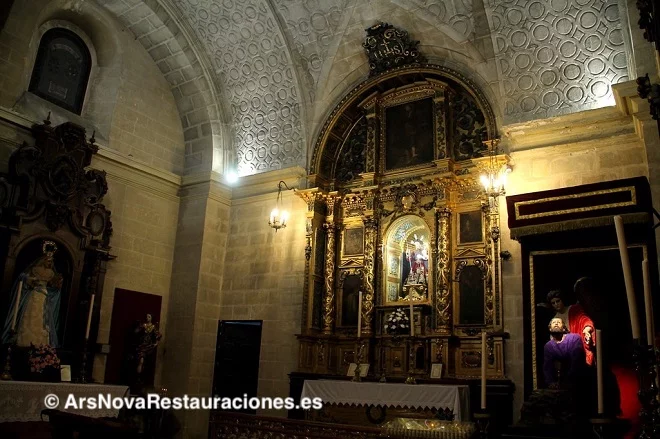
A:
212;320;263;414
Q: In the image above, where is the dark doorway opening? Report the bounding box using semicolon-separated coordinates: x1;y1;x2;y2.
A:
212;320;263;414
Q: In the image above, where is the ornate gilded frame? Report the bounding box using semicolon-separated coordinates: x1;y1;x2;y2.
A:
378;82;448;175
380;211;435;306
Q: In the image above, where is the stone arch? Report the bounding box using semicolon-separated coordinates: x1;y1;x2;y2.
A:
101;0;231;175
310;65;498;184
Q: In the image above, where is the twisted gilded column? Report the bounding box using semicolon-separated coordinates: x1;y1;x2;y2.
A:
322;222;336;334
361;217;378;335
435;207;452;333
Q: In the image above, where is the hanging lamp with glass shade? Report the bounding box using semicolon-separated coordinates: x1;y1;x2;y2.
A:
269;180;292;232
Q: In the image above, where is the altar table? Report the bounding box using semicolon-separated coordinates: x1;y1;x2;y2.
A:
0;381;129;422
301;380;471;421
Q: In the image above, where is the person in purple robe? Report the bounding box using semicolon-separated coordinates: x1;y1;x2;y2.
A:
543;317;586;388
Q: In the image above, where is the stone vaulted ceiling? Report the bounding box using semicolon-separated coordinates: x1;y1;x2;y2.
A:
103;0;631;177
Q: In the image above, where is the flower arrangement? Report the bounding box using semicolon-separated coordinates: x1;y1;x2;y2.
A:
28;343;60;374
385;307;410;335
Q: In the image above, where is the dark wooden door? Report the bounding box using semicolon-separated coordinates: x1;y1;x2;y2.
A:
104;288;162;386
212;320;262;414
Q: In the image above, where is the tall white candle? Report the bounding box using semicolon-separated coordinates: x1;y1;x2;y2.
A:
596;329;604;414
85;294;95;340
643;260;655;347
491;241;497;297
409;302;414;337
10;280;23;330
614;216;641;340
481;332;487;410
357;291;362;339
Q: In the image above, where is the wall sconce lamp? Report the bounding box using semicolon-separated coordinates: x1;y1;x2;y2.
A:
269;180;293;232
479;138;511;202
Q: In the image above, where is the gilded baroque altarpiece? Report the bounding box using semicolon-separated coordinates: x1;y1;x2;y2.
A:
295;65;509;380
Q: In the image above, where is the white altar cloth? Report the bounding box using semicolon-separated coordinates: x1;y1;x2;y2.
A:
301;380;471;421
0;381;129;422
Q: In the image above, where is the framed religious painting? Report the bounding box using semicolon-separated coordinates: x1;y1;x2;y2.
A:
384;97;434;171
342;226;364;257
455;260;487;326
529;245;647;417
458;210;483;245
337;269;363;327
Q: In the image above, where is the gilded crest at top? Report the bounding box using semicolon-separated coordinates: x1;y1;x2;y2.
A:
363;22;426;76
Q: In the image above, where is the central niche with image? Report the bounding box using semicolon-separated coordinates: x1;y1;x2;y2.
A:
383;215;432;303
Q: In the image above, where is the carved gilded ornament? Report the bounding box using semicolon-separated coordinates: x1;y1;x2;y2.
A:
362;217;378;335
295;189;322;213
310;64;497;179
435;208;452;331
322;222;336;334
362;22;427;76
341;193;367;218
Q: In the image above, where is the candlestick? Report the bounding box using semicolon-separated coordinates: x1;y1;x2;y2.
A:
481;332;487;410
643;260;655;347
85;294;95;340
597;329;604;414
409;302;414;337
10;280;23;330
614;216;640;340
357;291;362;339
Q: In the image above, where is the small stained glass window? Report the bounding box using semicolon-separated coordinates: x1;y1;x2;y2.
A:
29;28;91;114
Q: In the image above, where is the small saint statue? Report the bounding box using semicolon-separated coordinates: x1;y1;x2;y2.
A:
135;314;161;375
123;313;161;389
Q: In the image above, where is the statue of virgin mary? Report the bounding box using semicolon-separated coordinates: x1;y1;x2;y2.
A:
2;241;63;347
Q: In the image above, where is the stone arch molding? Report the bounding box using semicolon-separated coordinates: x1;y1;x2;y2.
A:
171;0;306;176
101;0;230;175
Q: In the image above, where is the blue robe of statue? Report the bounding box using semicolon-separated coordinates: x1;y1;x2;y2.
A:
2;258;62;348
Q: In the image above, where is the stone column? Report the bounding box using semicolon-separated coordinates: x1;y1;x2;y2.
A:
162;178;231;439
435;207;452;333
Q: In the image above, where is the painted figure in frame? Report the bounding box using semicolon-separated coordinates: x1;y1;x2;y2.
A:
2;241;63;347
385;98;433;170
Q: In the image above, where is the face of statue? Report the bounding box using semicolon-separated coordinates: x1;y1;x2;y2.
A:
549;317;565;332
40;255;54;269
146;314;152;323
550;297;565;313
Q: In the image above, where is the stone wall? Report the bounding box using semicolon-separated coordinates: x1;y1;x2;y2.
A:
222;168;307;418
90;150;181;385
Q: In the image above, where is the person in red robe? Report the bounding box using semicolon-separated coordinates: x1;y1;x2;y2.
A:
547;290;596;366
